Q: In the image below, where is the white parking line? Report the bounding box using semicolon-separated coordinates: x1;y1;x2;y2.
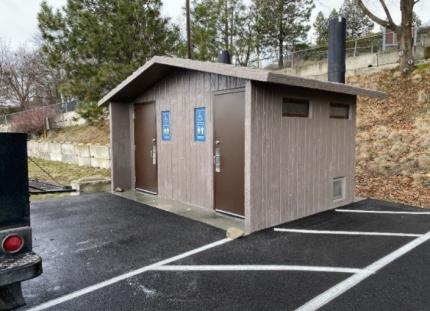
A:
152;265;365;274
336;209;430;215
27;238;231;311
295;231;430;311
274;228;422;237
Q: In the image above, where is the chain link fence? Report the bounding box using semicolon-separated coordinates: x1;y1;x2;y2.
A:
284;33;384;69
0;101;78;126
254;28;430;70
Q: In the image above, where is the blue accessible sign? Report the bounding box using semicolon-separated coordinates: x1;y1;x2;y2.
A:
194;107;206;142
161;111;171;141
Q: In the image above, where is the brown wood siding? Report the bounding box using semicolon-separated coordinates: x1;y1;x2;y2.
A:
110;102;132;190
247;82;357;233
133;69;246;209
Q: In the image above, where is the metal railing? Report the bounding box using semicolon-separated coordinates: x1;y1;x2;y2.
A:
252;30;430;70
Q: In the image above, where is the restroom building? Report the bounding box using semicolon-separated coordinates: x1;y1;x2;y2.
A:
99;56;384;233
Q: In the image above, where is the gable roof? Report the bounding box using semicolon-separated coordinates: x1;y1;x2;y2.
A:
98;56;385;106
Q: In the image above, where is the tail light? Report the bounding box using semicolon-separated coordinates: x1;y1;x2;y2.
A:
2;234;24;253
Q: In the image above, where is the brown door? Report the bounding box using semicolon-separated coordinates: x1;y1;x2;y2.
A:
213;89;245;217
134;102;158;194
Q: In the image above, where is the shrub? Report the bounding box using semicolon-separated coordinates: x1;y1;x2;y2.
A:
10;106;58;135
74;101;107;125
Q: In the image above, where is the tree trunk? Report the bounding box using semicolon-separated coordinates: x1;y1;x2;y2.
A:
278;39;284;68
357;0;416;74
224;0;229;50
398;0;415;73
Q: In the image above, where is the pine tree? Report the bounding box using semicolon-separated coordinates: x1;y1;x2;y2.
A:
190;0;255;65
38;0;182;105
340;0;374;38
313;11;328;46
253;0;315;68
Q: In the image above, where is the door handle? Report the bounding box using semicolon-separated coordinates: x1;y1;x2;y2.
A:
150;145;157;165
214;145;221;173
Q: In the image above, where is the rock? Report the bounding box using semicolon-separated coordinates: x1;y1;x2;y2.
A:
390;143;409;155
226;227;244;240
417;90;429;104
414;118;430;134
412;173;430;187
71;176;111;193
372;156;399;176
393;71;401;79
412;74;422;82
423;174;430;188
374;126;389;139
419;138;430;148
388;131;402;141
417;154;430;170
412;173;424;186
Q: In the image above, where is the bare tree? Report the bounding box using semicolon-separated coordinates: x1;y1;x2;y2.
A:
357;0;420;74
0;41;62;109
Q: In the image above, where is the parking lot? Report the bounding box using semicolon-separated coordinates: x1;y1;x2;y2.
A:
21;193;430;311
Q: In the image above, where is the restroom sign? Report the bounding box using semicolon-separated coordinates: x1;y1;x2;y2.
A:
194;107;206;142
161;110;171;141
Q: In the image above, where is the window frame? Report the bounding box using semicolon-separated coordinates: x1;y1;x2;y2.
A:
329;103;350;119
282;98;310;118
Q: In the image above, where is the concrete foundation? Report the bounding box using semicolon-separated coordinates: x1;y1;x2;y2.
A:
115;190;245;233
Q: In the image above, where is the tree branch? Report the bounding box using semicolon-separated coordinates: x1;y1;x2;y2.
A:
357;0;399;31
378;0;396;28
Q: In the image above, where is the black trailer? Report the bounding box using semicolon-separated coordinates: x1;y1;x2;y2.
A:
0;133;42;310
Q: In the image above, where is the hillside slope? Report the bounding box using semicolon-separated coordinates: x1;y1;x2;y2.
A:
348;64;430;207
41;122;110;145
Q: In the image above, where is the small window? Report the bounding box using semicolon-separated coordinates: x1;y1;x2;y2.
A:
283;98;309;117
330;103;350;119
333;177;346;201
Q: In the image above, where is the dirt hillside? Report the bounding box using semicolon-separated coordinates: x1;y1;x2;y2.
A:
42;122;110;145
348;63;430;207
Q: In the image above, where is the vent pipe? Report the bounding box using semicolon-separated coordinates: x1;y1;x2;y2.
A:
328;17;346;83
217;50;231;64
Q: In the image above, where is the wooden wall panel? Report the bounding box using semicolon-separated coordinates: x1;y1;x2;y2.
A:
129;69;246;210
110;102;132;190
248;82;356;233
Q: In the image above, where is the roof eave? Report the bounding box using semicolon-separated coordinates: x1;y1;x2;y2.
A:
98;56;386;106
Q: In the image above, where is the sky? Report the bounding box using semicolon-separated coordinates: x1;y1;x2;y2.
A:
0;0;429;49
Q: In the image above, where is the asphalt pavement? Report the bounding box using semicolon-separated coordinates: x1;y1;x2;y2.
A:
19;195;430;311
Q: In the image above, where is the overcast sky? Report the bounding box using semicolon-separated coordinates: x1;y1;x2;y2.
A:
0;0;429;49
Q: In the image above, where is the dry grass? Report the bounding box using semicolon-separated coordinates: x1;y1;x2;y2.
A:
349;64;430;208
41;122;110;145
28;157;111;186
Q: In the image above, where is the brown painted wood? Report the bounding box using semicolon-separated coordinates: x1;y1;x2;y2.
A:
134;102;158;193
99;56;384;106
213;89;245;217
247;82;357;232
132;69;246;210
110;102;132;191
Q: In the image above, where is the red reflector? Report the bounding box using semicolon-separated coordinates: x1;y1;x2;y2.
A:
2;235;24;253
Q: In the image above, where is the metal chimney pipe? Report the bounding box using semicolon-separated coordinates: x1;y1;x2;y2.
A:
217;50;231;64
328;17;346;83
